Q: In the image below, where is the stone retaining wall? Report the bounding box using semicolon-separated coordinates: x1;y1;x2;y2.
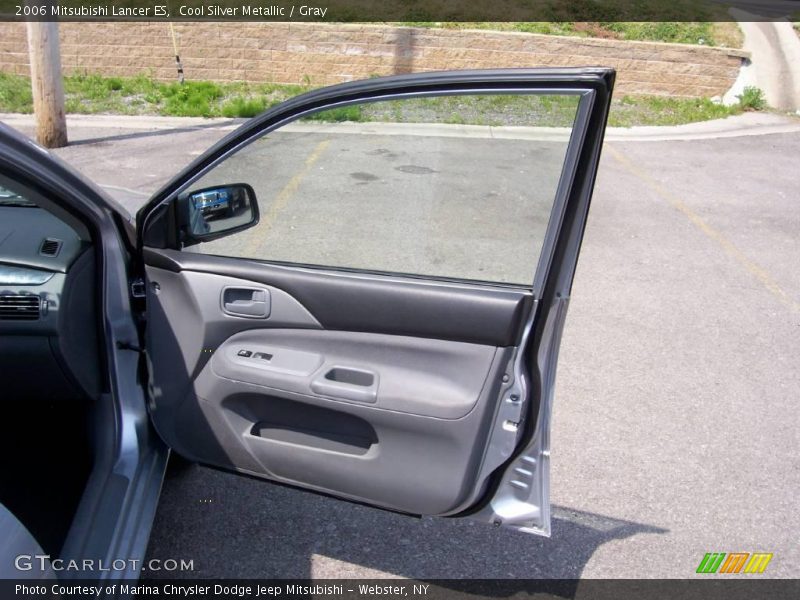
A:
0;22;749;97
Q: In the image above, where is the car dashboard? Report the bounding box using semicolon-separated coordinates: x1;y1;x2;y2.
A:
0;207;87;333
0;204;100;401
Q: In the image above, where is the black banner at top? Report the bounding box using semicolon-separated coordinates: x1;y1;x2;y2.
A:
1;0;798;22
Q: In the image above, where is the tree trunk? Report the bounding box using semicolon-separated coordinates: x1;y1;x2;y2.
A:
26;19;67;148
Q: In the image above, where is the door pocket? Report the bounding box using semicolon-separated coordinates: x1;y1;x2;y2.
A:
245;395;378;456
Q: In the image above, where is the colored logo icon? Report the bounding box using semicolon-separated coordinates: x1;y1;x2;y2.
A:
696;552;773;574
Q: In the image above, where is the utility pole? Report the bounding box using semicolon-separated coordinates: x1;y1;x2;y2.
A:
26;17;67;148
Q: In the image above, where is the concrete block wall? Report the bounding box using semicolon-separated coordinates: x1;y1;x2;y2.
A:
0;22;749;98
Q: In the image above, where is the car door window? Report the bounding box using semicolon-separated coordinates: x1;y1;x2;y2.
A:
184;92;581;285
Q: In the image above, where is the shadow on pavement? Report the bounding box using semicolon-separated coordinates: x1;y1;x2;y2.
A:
65;119;242;147
144;460;666;583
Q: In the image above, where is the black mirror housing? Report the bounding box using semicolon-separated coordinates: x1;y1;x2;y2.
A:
177;183;259;247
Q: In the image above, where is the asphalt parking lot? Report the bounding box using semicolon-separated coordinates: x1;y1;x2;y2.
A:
190;125;568;283
9;114;798;579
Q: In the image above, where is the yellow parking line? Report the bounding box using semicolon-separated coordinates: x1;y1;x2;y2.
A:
242;139;331;256
606;143;799;314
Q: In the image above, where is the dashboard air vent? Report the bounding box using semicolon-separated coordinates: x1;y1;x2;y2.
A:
0;294;41;320
39;238;62;257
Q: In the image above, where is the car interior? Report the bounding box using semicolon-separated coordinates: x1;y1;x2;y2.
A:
0;177;102;558
0;68;614;579
0;168;535;564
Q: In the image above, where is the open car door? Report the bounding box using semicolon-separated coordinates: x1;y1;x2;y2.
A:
136;69;614;536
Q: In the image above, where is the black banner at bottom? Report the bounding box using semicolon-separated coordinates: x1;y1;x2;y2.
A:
3;579;800;600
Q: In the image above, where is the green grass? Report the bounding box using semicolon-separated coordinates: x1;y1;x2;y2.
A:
303;105;365;122
609;95;744;127
220;97;269;118
337;94;583;127
308;94;750;128
736;86;767;112
399;21;743;46
0;72;766;127
55;72;309;118
394;0;742;46
0;72;33;113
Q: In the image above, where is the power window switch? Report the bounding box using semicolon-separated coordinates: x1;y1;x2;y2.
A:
237;349;252;357
253;352;273;361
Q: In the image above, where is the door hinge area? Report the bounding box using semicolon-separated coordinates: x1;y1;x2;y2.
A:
469;350;531;498
502;393;525;433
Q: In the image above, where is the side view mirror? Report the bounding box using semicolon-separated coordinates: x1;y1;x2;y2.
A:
177;183;259;246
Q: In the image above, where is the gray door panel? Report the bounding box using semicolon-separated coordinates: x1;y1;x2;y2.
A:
145;263;520;515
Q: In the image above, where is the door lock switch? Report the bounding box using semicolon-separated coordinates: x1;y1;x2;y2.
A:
237;349;253;357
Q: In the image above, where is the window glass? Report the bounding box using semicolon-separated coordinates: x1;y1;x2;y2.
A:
186;92;580;285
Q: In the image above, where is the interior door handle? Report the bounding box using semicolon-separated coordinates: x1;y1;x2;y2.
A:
221;287;270;318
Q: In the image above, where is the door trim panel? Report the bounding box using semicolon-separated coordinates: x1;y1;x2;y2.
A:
145;248;532;347
144;263;523;515
145;266;518;515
